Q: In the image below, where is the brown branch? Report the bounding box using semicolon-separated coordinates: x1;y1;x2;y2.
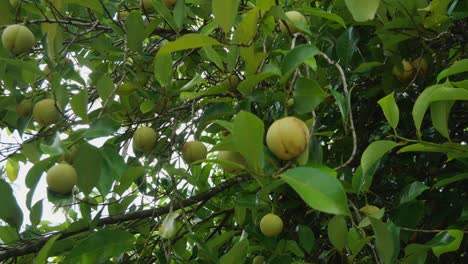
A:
0;175;248;261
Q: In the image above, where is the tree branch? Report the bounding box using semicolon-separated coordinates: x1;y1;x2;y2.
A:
0;175;248;261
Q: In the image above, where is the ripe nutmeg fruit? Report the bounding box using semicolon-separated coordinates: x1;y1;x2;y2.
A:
46;163;78;195
16;99;33;117
32;99;61;126
1;24;35;54
266;116;310;160
392;60;415;83
182;141;207;164
260;213;283;237
279;11;307;35
217;151;247;173
133;126;157;153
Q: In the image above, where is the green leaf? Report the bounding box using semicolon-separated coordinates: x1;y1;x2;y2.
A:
173;0;186;29
281;44;321;84
378;92;399;130
96;75;115;104
327;215;348;251
299;7;346;28
152;0;179;32
64;229;135;263
125;11;145;52
369;217;397;264
84;114;121;139
430;101;454;139
40;133;65;156
156;34;222;58
34;234;61;264
64;0;102;14
30;200;43;227
70;88;89;122
0;178;23;230
236;7;259;44
399;181;429;204
293;78;329;114
0;226;20;244
232;111;264;173
397;143;450;154
348;227;372;259
212;0;240;33
431;230;464;257
281;166;350;216
355;61;384;73
437;58;468;82
286;240;305;257
361;140;398;176
237;64;281;95
298;225;315;253
219;232;249;264
74;143;102;196
6;158;19;182
433;173;468;188
154;54;172;87
345;0;380;22
336;27;359;67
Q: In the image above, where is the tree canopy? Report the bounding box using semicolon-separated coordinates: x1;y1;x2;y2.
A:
0;0;467;263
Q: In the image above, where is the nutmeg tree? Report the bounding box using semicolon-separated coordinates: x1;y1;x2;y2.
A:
0;0;467;263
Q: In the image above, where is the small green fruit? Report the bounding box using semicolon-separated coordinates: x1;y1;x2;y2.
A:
140;0;155;13
163;0;176;9
252;255;265;264
32;99;61;126
392;60;415;83
46;163;77;194
217;151;247;173
221;75;240;92
1;24;35;54
118;11;129;21
116;82;138;96
16;99;33;117
260;213;283;237
266;116;310;160
63;145;79;164
133;127;157;153
182;141;207;164
411;57;429;76
279;11;307;35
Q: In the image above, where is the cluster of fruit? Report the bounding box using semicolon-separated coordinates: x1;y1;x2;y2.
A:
392;57;429;83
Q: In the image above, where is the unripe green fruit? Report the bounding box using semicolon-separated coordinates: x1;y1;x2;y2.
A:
252;255;265;264
16;99;33;117
116;82;138;96
32;99;61;126
141;0;154;13
1;24;35;54
279;11;307;35
46;163;77;194
182;141;207;164
63;145;79;164
10;0;18;6
411;57;429;76
260;213;283;237
217;151;247;173
163;0;176;9
221;75;240;92
133;127;157;153
118;11;129;21
266;116;310;160
392;60;415;83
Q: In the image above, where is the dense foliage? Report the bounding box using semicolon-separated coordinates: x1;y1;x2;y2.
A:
0;0;467;263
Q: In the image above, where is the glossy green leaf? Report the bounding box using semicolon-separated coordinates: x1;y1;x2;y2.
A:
336;27;359;67
293;78;329;114
437;58;468;82
236;7;259;44
430;101;454;139
281;44;321;84
345;0;380;22
281;166;350;216
30;199;43;227
154;53;172;87
399;181;429;204
156;34;222;58
96;75;115;104
232;111;264;173
64;0;102;14
298;225;315;253
361;140;398;176
369;217;397;264
70;88;89;122
327;215;348;251
74;143;102;196
84;114;121;139
213;0;240;33
378;92;399;129
433;173;468;189
125;11;145;52
0;178;23;230
34;234;61;264
64;229;135;263
219;232;249;264
237;64;281;96
431;230;464;257
299;7;346;28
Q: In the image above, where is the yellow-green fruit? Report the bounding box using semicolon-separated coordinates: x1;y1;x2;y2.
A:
1;24;35;54
133;127;157;153
118;11;129;21
182;141;207;164
221;75;240;92
117;82;138;96
10;0;18;6
63;145;79;164
163;0;176;9
32;99;61;126
279;11;307;35
252;255;265;264
16;99;33;117
411;57;429;76
217;151;247;173
153;97;171;114
266;116;310;160
260;213;283;237
392;60;415;83
46;163;78;194
141;0;155;13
